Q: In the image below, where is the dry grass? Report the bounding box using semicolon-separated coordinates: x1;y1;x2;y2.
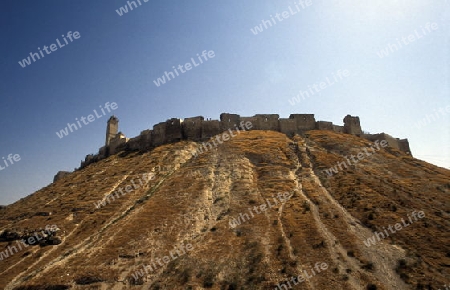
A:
0;130;448;289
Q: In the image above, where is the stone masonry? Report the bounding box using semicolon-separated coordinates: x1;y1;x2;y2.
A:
76;113;412;170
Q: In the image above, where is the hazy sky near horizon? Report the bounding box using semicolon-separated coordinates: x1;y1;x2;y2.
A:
0;0;449;205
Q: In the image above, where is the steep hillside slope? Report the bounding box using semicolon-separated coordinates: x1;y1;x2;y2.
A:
0;130;449;290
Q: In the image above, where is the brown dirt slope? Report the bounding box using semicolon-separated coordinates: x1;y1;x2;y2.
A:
0;130;448;290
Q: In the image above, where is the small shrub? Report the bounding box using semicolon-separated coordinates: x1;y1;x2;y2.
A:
179;269;190;284
149;282;161;289
361;262;374;271
277;244;283;256
203;273;215;288
302;201;310;212
75;275;104;285
312;241;325;249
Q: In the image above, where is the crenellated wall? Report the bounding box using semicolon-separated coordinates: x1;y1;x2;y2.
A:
333;125;344;133
254;114;280;131
290;114;316;131
316;121;334;131
77;113;411;170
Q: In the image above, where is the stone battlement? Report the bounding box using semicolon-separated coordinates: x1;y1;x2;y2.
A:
75;113;411;170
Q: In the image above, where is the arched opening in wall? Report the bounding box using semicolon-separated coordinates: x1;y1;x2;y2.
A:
303;117;306;120
265;118;268;122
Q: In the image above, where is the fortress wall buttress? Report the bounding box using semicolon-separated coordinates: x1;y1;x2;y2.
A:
182;116;204;141
254;114;280;131
165;118;183;143
220;113;240;131
279;118;297;137
398;139;412;155
151;122;167;147
202;120;221;140
109;133;128;155
139;130;153;150
289;114;316;132
127;135;143;151
240;117;258;130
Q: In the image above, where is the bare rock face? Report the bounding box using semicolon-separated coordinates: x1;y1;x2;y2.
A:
0;130;449;289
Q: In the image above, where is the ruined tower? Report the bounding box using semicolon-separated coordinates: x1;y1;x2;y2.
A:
343;115;362;136
105;116;119;147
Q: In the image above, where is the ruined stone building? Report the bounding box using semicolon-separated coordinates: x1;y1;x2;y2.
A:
75;113;411;171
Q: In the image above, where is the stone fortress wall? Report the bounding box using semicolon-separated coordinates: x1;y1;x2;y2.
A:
76;113;411;171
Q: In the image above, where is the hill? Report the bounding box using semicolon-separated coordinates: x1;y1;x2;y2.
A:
0;130;449;289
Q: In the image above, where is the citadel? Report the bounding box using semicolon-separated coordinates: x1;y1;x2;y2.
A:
53;113;411;181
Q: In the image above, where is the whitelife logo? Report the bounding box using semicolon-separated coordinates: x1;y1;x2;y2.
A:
93;172;154;209
323;140;388;177
55;102;118;139
363;211;425;247
288;69;350;105
376;22;438;58
414;104;450;129
273;262;328;290
0;153;21;172
18;31;81;68
191;121;253;158
130;243;194;281
229;192;291;228
153;50;215;87
115;0;149;16
250;0;312;35
0;225;58;261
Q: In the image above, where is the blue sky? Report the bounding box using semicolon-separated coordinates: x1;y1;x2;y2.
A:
0;0;449;205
